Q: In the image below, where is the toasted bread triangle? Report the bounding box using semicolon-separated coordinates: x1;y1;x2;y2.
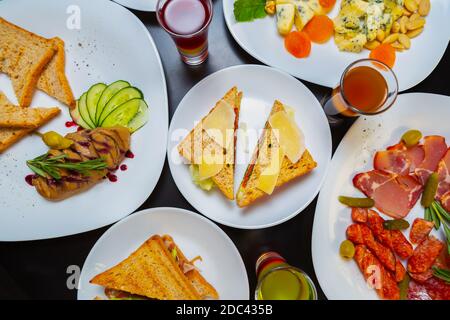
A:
0;17;56;107
37;37;75;108
162;235;219;299
236;100;317;207
90;235;202;300
177;87;242;200
0;92;60;153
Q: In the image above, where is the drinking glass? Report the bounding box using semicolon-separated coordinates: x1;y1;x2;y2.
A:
156;0;213;65
323;58;398;122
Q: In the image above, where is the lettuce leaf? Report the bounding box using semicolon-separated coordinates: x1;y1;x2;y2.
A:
234;0;267;22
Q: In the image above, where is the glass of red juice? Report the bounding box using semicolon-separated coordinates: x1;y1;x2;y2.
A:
156;0;213;65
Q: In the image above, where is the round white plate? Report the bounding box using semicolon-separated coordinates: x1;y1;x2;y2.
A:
77;207;249;300
0;0;168;241
168;65;332;229
312;93;450;300
113;0;156;12
223;0;450;91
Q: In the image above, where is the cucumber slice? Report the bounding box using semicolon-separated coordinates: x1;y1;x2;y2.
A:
70;99;91;129
96;80;130;124
78;93;96;128
101;98;141;128
98;87;143;124
128;100;149;133
86;83;106;126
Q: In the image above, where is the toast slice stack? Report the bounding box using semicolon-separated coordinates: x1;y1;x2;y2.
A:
178;87;242;200
0;18;74;108
236;100;317;207
90;235;218;300
0;92;60;153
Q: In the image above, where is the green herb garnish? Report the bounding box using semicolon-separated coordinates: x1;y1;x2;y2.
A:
432;266;450;284
234;0;267;22
27;153;107;180
425;200;450;254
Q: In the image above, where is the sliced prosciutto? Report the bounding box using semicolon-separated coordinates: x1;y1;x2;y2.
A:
387;143;425;172
441;192;450;212
353;170;422;218
415;136;447;185
436;148;450;210
374;149;410;175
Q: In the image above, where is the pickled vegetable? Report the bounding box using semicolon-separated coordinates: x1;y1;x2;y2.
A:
399;273;410;300
338;196;375;208
401;129;422;147
339;240;355;259
41;131;73;150
421;172;439;207
383;219;410;230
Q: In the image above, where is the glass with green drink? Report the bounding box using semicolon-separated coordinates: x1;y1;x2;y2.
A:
255;252;317;300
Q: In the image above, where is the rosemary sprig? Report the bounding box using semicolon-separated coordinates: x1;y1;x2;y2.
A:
425;200;450;254
432;266;450;284
27;153;107;180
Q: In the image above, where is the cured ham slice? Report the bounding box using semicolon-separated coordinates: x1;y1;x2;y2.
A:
351;207;368;223
387;143;425;172
353;170;422;218
436;148;450;202
346;224;396;271
354;245;400;300
441;192;450;212
409;218;434;245
407;236;444;274
374;149;410;175
415;136;447;185
366;210;413;259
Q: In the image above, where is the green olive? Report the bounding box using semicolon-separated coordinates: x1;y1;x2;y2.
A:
338;196;375;208
401;130;422;148
42;131;73;150
339;240;355;259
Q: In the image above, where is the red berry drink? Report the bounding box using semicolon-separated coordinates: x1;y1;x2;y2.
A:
157;0;212;65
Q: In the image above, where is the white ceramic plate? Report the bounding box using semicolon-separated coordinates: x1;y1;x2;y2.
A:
223;0;450;91
77;207;249;300
113;0;156;12
312;93;449;300
168;65;332;229
0;0;168;241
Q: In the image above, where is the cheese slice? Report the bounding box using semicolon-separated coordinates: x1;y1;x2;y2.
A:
294;1;315;30
306;0;323;14
257;146;284;195
276;3;296;35
202;100;235;148
198;153;224;181
269;111;305;163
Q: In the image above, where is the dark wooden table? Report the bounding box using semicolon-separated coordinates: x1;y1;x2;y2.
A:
0;1;449;300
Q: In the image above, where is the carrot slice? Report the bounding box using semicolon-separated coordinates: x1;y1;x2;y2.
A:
319;0;336;9
284;31;311;58
304;15;334;44
369;43;396;68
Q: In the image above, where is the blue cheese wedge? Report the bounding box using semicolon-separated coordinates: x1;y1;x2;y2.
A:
294;1;315;30
366;1;385;41
276;3;296;35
